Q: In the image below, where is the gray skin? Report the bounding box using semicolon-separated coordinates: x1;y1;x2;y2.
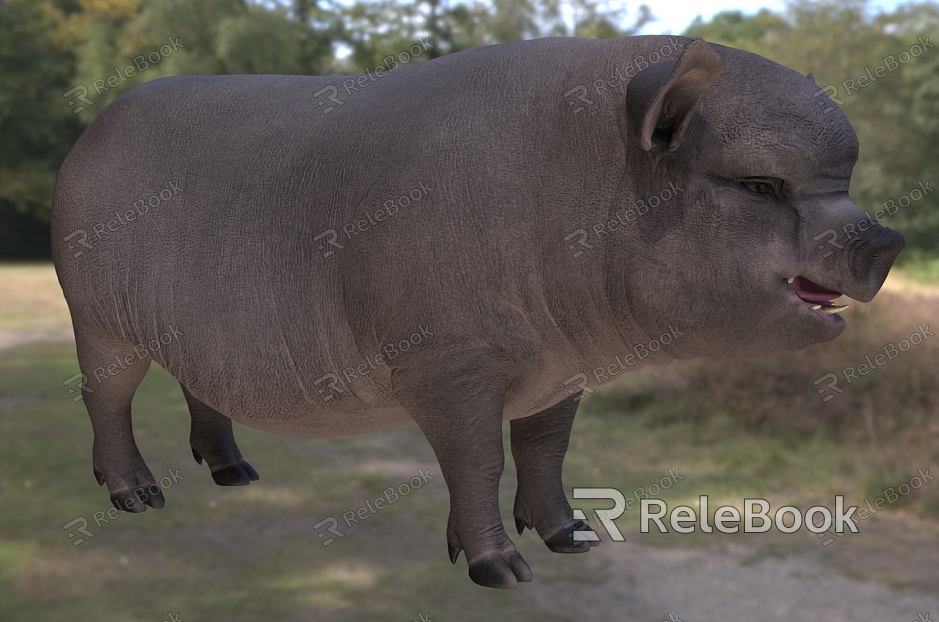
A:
51;35;905;588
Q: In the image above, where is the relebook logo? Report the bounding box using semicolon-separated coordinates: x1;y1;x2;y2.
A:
640;496;859;534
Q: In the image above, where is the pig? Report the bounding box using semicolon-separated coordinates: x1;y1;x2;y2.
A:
51;35;905;588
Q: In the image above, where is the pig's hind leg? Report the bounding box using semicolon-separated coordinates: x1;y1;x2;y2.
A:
74;323;164;512
181;385;259;486
511;393;599;553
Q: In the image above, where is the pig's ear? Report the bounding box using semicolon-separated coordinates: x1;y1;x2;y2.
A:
633;38;724;153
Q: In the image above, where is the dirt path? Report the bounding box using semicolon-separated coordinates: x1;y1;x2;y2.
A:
529;537;939;621
0;329;73;353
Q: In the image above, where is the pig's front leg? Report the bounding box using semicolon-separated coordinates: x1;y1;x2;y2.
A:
392;351;531;589
511;393;598;553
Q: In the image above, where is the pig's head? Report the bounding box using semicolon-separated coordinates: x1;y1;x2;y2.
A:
611;37;905;359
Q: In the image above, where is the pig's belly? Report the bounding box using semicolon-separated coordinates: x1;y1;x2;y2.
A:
182;373;416;439
224;402;418;438
163;339;578;439
220;396;569;439
160;344;417;439
213;385;568;439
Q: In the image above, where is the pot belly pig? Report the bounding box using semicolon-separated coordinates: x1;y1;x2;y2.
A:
51;35;905;588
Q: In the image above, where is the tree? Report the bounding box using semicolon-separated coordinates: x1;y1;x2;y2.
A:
0;0;85;257
334;0;651;73
685;0;939;263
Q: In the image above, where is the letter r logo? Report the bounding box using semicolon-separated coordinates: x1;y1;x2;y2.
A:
314;229;344;257
813;229;844;258
813;372;843;402
571;487;626;541
63;85;94;114
63;517;95;546
563;85;594;114
812;85;843;114
63;229;94;257
313;85;344;114
563;373;593;402
313;516;345;546
313;373;344;402
563;229;594;258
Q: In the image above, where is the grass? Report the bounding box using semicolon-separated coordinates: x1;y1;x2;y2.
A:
1;262;938;620
0;262;72;332
897;250;939;283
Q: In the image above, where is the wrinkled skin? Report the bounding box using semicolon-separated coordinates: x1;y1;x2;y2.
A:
616;41;903;361
51;35;904;589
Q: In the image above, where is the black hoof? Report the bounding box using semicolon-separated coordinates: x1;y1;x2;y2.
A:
544;519;597;553
210;460;259;486
468;551;532;589
110;484;165;513
515;516;532;535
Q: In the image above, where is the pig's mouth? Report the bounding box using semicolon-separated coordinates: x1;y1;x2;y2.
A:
787;276;848;322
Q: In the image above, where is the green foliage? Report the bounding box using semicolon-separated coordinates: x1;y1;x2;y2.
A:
684;8;788;47
0;0;84;225
685;0;939;267
333;0;640;72
1;0;937;263
215;5;307;74
0;0;86;256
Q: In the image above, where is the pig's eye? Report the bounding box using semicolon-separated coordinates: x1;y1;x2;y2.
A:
741;179;776;194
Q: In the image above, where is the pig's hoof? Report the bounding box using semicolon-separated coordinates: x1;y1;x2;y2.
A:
94;450;165;512
468;551;532;589
110;484;165;513
190;437;259;486
210;460;260;486
544;519;598;554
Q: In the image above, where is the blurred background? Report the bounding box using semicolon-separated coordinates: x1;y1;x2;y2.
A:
2;0;939;620
3;0;939;267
